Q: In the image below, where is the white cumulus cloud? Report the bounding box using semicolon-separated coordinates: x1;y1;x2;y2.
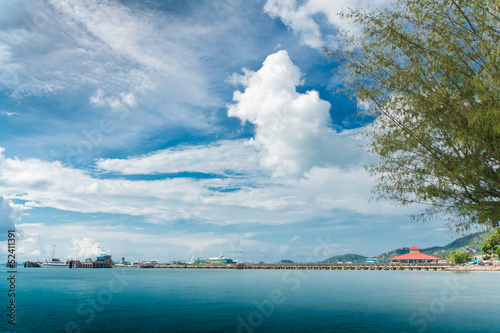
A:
71;237;102;259
228;50;366;177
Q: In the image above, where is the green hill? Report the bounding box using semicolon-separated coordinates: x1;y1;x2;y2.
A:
321;254;367;263
321;230;493;263
419;230;494;259
375;248;412;263
279;259;294;264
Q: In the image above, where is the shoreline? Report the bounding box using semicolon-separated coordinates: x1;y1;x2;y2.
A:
448;265;500;271
13;262;500;271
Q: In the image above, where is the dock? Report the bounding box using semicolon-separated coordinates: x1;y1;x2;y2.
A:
69;260;112;268
142;263;454;271
23;261;456;271
24;261;41;268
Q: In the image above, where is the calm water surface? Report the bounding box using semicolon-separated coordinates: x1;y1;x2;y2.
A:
2;267;499;332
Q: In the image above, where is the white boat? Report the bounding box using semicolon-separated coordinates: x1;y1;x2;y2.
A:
41;245;70;267
114;258;141;268
114;263;140;268
113;262;140;268
41;258;70;267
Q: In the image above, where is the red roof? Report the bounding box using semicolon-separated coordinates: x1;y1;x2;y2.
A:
409;246;421;250
389;253;442;261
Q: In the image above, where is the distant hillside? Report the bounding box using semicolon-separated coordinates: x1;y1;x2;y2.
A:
321;230;493;263
279;259;294;264
375;248;412;263
419;230;494;259
321;254;367;263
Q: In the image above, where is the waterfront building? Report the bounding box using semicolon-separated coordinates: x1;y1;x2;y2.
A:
96;254;113;264
389;246;442;263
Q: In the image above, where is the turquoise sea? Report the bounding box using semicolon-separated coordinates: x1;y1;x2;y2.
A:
2;267;499;333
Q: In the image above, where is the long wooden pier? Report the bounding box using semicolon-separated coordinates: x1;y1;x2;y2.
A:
141;263;453;271
24;261;455;270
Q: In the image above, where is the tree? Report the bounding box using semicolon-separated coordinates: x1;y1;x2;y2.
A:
448;250;471;264
482;228;500;257
325;0;500;232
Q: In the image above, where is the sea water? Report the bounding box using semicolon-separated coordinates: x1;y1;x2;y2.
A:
1;266;499;333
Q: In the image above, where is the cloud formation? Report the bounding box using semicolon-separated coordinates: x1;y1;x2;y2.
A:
90;89;137;109
0;0;455;263
0;50;401;230
15;222;247;260
0;110;17;117
0;142;399;229
264;0;390;49
98;51;366;178
96;140;260;176
229;50;365;176
0;0;210;110
70;238;102;259
0;195;18;241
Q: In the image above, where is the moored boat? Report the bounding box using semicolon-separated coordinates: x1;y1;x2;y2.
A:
41;258;70;267
195;254;236;264
114;262;141;268
41;245;70;267
114;257;140;268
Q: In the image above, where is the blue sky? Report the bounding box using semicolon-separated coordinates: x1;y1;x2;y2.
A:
0;0;457;263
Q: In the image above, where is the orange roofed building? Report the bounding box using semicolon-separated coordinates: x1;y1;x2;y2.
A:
389;246;442;263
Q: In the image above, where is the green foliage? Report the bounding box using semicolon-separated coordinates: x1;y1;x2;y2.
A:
481;228;500;257
448;250;471;264
326;0;500;231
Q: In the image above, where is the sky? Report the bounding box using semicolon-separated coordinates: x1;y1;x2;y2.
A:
0;0;458;263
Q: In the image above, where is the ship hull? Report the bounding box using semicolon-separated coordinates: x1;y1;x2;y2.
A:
40;263;70;267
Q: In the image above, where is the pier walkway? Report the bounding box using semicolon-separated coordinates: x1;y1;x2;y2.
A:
142;263;453;271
